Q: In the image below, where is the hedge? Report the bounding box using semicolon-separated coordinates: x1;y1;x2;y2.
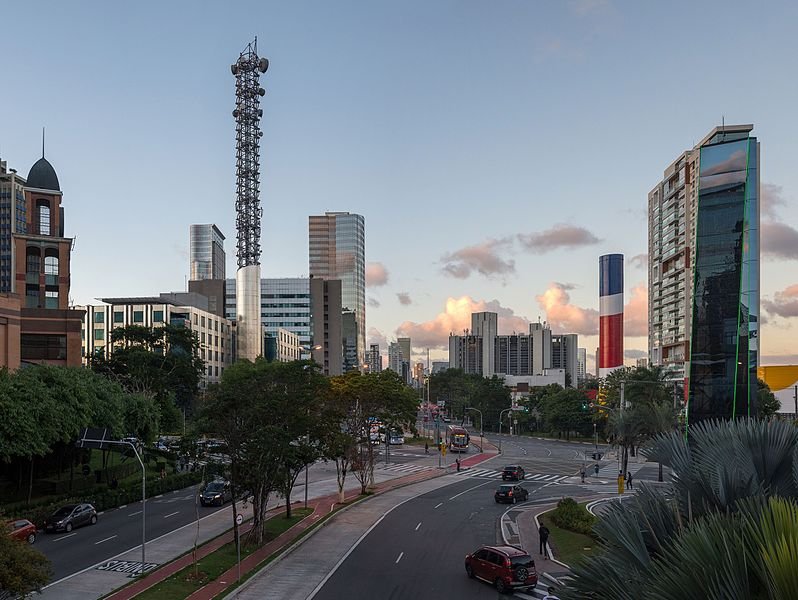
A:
550;497;597;536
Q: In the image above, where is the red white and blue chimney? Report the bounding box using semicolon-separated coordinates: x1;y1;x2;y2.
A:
599;254;624;378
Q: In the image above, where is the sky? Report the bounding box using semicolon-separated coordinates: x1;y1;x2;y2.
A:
2;0;797;372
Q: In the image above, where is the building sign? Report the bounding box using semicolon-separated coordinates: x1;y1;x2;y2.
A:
96;560;159;577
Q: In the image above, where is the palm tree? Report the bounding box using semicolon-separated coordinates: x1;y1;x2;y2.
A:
562;418;798;600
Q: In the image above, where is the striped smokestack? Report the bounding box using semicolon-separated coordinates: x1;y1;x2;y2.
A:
599;254;624;377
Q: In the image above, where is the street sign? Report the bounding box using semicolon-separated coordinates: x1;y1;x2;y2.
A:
236;514;243;525
513;419;518;425
511;407;524;411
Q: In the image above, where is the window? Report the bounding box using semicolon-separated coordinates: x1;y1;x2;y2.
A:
133;311;144;323
21;334;66;360
113;312;123;323
45;289;58;309
201;316;206;328
38;201;50;236
94;329;105;340
215;351;218;362
94;312;104;323
26;248;40;274
207;365;212;376
153;310;164;322
193;314;198;325
215;366;219;377
44;254;58;276
201;332;205;344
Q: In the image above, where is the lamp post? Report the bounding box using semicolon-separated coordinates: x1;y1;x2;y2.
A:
464;407;483;451
498;408;513;453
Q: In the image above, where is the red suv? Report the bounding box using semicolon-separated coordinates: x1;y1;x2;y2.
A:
7;519;37;544
465;544;538;593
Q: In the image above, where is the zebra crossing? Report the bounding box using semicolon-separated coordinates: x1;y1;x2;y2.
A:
456;468;569;483
377;462;435;475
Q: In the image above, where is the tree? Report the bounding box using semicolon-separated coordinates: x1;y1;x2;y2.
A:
562;418;798;600
758;378;781;418
0;534;52;598
538;386;593;439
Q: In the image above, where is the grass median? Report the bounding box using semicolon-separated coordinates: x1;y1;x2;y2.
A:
538;510;596;567
135;508;312;600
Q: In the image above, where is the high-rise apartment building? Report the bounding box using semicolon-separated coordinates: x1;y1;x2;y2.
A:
0;159;27;293
366;343;382;373
309;212;366;368
225;278;310;348
190;224;226;281
551;334;579;387
471;312;497;377
577;347;587;384
310;277;342;376
649;124;760;422
387;341;405;375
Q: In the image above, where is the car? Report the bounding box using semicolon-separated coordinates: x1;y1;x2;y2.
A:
44;504;97;533
389;435;404;445
442;416;451;423
494;484;529;504
7;519;37;544
200;479;233;506
502;465;525;481
465;545;538;594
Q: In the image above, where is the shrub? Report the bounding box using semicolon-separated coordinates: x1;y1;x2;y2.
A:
550;497;596;536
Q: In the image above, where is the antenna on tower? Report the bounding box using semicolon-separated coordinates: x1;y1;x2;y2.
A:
42;127;45;158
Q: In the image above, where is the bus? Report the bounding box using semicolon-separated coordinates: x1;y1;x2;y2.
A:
445;425;470;453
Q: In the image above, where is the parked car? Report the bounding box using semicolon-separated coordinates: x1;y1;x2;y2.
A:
465;545;538;594
7;519;37;544
494;484;529;504
44;504;97;533
501;465;526;481
200;479;233;506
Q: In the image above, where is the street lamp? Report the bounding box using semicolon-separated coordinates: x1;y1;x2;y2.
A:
464;407;483;451
498;408;513;453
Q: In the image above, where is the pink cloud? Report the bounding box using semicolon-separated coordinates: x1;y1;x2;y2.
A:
624;284;648;337
367;327;387;349
441;239;515;279
366;262;389;287
763;284;798;318
395;296;530;350
518;224;601;254
536;283;598;335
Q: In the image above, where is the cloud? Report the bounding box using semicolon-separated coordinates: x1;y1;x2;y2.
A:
624;284;648;337
441;238;515;280
368;297;380;308
517;224;601;254
395;296;531;350
535;283;598;335
761;183;786;219
366;262;389;287
568;0;610;16
763;284;798;318
761;354;798;365
629;253;648;269
624;349;647;359
762;222;798;260
397;292;412;306
367;327;387;349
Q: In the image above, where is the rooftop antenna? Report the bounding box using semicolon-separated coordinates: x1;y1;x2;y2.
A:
42;127;45;158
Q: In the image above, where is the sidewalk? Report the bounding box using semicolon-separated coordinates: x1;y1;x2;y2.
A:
78;445;498;600
514;502;571;580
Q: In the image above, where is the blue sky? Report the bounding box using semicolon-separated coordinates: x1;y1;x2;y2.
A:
2;0;797;368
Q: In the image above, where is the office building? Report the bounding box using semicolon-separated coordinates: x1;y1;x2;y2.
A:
310;277;342;376
397;336;412;383
0;153;84;368
552;333;579;388
636;357;649;369
264;328;301;363
342;309;359;372
577;348;587;384
309;212;366;368
649;124;759;421
225;278;311;348
81;295;232;386
366;343;382;373
387;341;405;375
190;224;226;281
431;361;449;374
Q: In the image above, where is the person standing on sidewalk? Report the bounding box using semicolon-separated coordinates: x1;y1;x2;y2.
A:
580;465;586;483
626;471;634;489
539;523;550;558
425;441;429;454
542;586;560;600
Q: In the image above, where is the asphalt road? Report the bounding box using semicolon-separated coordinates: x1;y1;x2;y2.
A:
313;476;551;600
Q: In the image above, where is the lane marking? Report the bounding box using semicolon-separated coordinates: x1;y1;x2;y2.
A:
119;505;127;509
128;511;142;517
449;480;493;500
164;511;180;518
98;512;105;516
94;535;117;545
155;495;163;498
415;522;421;531
53;532;77;542
395;551;404;564
434;502;443;509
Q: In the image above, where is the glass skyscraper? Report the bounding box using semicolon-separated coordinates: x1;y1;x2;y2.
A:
309;212;366;368
688;126;759;424
190;224;226;281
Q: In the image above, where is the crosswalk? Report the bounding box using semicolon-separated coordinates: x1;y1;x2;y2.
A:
375;462;570;483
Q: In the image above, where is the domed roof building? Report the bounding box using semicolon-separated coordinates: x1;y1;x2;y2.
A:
26;157;60;192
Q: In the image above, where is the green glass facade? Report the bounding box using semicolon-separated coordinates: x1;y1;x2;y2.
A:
688;130;759;424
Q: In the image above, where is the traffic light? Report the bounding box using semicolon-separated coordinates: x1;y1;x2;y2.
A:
580;401;588;412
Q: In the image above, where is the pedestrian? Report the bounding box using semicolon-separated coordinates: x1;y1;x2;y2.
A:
626;471;634;489
579;465;586;483
425;442;429;454
539;523;550;559
594;463;599;476
456;458;461;472
542;586;560;600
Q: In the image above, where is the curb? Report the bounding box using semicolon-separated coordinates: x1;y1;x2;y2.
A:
533;509;571;571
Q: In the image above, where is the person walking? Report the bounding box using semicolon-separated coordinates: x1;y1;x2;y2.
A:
626;471;634;489
594;463;600;476
539;523;550;559
542;586;560;600
424;441;429;454
580;465;586;483
456;458;461;472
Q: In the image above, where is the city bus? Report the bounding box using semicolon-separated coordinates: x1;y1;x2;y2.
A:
445;425;470;452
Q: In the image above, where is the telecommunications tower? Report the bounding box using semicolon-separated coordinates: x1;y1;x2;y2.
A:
231;38;268;361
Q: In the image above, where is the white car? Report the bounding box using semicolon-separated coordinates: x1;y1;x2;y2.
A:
389;435;405;445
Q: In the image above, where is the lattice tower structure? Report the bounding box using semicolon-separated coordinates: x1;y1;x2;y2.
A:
231;39;268;268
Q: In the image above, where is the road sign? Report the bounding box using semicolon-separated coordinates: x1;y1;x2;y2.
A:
511;407;524;411
513;419;518;425
236;514;243;525
437;400;446;407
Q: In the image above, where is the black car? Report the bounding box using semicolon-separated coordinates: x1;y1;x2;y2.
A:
45;503;97;533
502;465;525;481
495;484;529;504
200;480;232;506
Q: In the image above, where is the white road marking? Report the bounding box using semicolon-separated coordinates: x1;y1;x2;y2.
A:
164;511;180;518
155;495;163;498
53;532;77;542
128;511;142;517
119;505;127;509
395;551;404;564
415;522;421;531
94;535;117;545
98;511;105;516
449;480;493;500
434;502;443;509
